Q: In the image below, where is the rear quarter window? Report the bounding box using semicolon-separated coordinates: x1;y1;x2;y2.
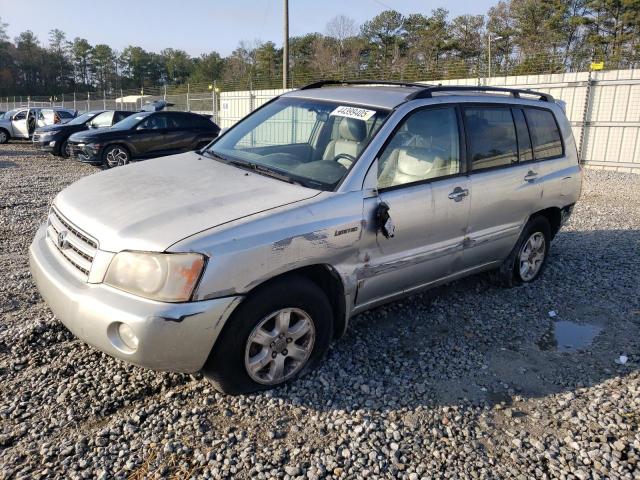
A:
524;108;563;160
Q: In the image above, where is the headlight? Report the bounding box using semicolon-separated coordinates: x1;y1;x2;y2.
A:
38;131;55;138
104;251;206;302
86;143;102;151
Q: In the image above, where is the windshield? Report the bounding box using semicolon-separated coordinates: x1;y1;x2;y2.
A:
2;109;19;120
111;112;150;130
206;97;389;190
66;111;98;125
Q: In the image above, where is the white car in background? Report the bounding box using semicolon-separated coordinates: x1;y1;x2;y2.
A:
0;107;77;143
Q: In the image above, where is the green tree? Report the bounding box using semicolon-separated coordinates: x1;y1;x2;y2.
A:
71;37;92;86
92;44;116;91
360;10;406;71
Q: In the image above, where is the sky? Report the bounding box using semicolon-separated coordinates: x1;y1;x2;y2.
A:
0;0;497;57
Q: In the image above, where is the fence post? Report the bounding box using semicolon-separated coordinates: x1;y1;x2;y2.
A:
73;92;76;111
103;90;107;109
212;80;218;123
120;89;123;111
62;93;65;108
163;84;167;101
87;92;90;111
187;83;190;112
577;70;594;164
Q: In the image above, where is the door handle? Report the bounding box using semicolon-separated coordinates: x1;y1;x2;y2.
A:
448;187;469;202
524;170;538;182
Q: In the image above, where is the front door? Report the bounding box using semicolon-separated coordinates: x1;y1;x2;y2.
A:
11;109;29;138
357;106;470;308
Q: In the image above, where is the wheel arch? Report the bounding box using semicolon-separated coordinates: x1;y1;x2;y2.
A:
0;127;10;143
240;264;348;339
530;206;562;239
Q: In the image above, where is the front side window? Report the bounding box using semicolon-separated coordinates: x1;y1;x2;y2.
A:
137;114;170;130
208;97;389;190
13;110;27;121
377;107;460;188
89;111;114;128
525;108;563;160
465;107;518;171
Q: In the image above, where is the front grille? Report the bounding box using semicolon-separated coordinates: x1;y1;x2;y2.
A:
46;207;98;279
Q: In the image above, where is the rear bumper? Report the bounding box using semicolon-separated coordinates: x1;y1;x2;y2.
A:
29;224;242;372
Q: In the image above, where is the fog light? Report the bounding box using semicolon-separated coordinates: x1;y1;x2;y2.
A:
117;323;139;350
49;141;56;147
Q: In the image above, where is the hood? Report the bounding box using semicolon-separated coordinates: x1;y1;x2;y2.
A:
36;124;66;133
54;152;320;252
68;128;112;142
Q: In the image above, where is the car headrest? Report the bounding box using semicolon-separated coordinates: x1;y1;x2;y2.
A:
338;117;367;142
396;148;434;177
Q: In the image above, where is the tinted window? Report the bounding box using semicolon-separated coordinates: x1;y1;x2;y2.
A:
172;113;199;129
137;113;170;130
512;108;533;162
378;107;460;188
465;107;518;171
57;110;74;119
113;112;130;123
13;110;27;121
525;108;563;160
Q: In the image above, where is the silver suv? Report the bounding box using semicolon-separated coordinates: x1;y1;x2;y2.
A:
30;81;582;394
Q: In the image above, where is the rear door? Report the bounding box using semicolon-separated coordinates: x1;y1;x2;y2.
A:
462;105;540;269
171;113;200;151
357;106;470;307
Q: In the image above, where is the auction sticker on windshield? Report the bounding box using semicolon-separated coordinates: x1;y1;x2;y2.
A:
330;105;376;121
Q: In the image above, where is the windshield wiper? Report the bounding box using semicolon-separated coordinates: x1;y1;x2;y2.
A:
205;150;304;186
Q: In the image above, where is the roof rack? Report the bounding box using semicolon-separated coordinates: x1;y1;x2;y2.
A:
298;80;554;103
299;79;430;90
407;85;554;102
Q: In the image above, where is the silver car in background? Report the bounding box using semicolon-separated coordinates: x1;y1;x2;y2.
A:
0;107;77;143
29;81;582;394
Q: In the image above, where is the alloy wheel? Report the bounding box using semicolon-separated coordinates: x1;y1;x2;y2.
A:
518;232;546;281
106;147;129;167
244;308;315;385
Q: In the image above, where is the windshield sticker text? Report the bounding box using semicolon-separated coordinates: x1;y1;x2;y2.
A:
330;106;376;121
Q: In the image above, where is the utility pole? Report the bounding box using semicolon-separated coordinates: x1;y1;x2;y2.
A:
283;0;289;89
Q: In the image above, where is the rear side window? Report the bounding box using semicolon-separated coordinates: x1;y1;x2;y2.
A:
524;108;563;160
464;107;518;171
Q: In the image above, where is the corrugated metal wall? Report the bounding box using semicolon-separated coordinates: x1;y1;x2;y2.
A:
217;69;640;173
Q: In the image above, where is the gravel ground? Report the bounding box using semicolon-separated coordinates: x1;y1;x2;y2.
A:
1;142;639;479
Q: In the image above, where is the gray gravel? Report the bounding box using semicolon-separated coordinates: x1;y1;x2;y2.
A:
1;142;639;479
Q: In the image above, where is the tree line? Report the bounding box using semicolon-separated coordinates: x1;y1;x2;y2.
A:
1;0;639;96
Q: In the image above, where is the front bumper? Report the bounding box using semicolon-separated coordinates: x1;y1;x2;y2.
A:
69;143;102;164
32;135;59;152
29;224;242;372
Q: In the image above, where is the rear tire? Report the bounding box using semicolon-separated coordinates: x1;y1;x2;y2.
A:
494;216;551;287
202;275;333;395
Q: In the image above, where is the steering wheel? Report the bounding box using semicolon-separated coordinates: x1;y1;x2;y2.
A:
333;153;357;168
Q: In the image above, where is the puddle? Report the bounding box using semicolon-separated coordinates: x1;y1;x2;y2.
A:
538;321;603;353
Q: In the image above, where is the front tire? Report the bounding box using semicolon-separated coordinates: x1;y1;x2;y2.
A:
59;139;71;159
103;144;130;168
495;216;551;287
0;129;9;144
202;275;333;395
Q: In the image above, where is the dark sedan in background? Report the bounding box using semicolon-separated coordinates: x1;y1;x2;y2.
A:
32;110;135;157
68;110;220;168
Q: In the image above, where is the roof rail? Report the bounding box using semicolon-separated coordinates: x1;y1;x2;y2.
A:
408;85;554;102
299;79;431;90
